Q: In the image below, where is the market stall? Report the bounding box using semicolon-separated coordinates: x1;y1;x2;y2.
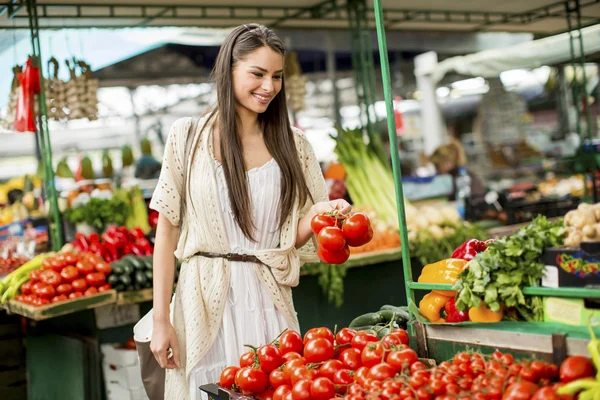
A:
2;1;600;399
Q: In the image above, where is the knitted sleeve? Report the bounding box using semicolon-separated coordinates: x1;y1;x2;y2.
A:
149;117;192;226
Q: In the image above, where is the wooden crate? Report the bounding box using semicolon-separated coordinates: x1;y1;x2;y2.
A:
6;290;117;321
116;288;153;305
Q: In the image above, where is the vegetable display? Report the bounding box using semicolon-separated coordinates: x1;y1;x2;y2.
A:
312;212;372;265
64;197;129;231
216;322;599;400
455;216;565;322
0;253;51;304
72;226;153;262
564;202;600;247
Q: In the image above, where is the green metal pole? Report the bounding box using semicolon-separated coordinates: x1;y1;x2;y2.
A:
575;0;593;140
372;0;414;306
26;0;63;251
565;2;582;139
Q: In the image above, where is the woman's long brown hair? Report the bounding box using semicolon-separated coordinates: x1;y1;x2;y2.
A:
196;24;311;241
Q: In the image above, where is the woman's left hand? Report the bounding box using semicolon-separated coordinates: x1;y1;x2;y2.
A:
310;199;352;217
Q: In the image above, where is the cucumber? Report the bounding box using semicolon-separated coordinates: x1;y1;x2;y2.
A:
380;305;410;321
120;275;132;287
377;310;407;326
107;274;120;286
121;264;134;276
141;256;153;270
351;325;375;332
111;262;126;275
135;271;148;285
144;270;153;281
125;256;145;270
349;312;385;328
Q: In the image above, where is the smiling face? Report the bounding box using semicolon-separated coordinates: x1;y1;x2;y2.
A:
232;45;284;117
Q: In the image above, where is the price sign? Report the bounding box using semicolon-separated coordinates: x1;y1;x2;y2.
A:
95;303;141;329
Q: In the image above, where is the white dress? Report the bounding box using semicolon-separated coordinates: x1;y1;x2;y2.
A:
188;158;291;399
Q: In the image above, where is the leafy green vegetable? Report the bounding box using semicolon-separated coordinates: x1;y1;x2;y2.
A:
65;197;130;231
302;262;347;307
454;215;565;322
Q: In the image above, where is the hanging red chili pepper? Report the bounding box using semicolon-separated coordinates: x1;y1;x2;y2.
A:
14;57;41;133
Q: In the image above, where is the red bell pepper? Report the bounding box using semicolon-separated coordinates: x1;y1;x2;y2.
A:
74;233;90;252
130;244;145;257
451;239;489;261
131;227;146;241
445;298;470;323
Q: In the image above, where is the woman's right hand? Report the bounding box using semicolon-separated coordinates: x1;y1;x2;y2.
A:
150;320;181;369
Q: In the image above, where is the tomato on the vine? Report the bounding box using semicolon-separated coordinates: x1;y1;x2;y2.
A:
291;379;312;400
303;327;334;344
279;331;304;355
273;385;292;400
240;351;257;368
290;366;318;385
338;347;362;370
219;366;239;389
318;359;344;381
532;387;561;400
282;352;302;363
341;213;371;247
354;366;369;386
283;358;307;378
351;332;378;352
56;283;73;295
335;327;356;345
502;381;539;400
311;214;337;235
317;245;350;265
269;368;289;389
318;226;346;252
257;344;284;373
392;328;409;346
332;369;354;394
236;366;268;395
310;377;335;400
60;266;78;283
40;269;62;287
304;338;334;363
256;389;274;400
361;342;386;368
85;272;106;288
386;348;418;372
71;278;88;292
367;363;396;381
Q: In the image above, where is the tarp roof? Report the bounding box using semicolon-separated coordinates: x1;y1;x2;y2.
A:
1;0;599;34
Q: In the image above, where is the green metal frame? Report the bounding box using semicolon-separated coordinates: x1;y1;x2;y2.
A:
372;0;600;310
25;0;63;251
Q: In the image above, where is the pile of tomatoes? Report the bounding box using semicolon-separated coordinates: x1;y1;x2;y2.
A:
15;252;112;307
218;325;597;400
312;212;373;265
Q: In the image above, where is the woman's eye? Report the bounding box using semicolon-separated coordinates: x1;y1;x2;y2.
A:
273;75;282;80
252;72;263;77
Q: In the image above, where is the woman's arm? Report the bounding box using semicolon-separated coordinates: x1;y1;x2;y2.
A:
295;199;352;248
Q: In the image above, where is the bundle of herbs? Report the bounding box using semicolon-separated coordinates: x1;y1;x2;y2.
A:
454;216;565;322
65;197;129;231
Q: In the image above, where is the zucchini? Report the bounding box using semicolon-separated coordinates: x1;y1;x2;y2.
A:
144;270;153;281
120;275;132;287
111;262;126;275
141;256;153;270
377;310;407;326
121;264;134;276
135;271;148;285
125;256;145;270
107;274;120;286
349;312;385;328
379;305;410;321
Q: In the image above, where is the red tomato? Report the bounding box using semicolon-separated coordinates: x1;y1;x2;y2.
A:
351;332;378;352
76;260;95;276
332;369;353;394
311;214;337;235
51;294;68;303
40;269;63;287
367;363;396;381
35;284;56;300
84;287;98;296
290;366;318;385
95;262;112;275
33;297;50;307
64;252;78;266
20;281;32;295
531;387;560;400
29;269;43;283
354;366;369;386
236;366;268;395
273;385;292;400
98;284;112;293
282;352;303;363
258;344;284;373
291;379;312;400
392;328;410;346
502;381;539;400
280;331;305;355
257;389;274;400
342;213;372;247
304;338;334;364
269;369;290;389
310;377;335;400
338;347;362;370
317;227;346;252
41;258;53;270
72;278;88;292
335;328;356;346
60;266;79;283
240;351;257;368
304;327;334;344
219;366;240;389
386;349;418;372
317;246;350;265
361;342;386;368
283;358;307;379
85;272;106;288
48;258;65;273
381;333;406;348
56;283;73;295
69;291;84;299
559;356;595;383
318;360;344;380
410;361;428;375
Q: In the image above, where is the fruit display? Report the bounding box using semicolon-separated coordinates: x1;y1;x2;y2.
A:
0;252;30;278
312;212;373;265
564;202;600;247
71;226;153;262
10;252;112;306
0;253;51;304
215;322;600;400
108;255;154;292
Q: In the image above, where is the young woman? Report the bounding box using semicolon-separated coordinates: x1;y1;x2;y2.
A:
148;24;351;399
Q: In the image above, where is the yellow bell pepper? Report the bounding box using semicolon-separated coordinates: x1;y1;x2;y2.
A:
418;258;469;296
419;292;453;323
468;302;504;323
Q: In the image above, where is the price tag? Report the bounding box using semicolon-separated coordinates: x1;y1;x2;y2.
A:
542;265;559;288
95;303;141;329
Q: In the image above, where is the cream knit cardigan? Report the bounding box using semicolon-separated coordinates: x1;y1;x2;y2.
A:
149;117;329;400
